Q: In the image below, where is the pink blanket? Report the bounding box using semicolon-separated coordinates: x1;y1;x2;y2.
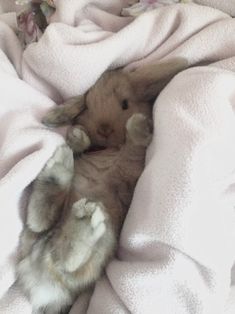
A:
1;1;235;313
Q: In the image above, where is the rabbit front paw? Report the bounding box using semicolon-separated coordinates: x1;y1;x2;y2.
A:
67;126;91;154
126;113;152;146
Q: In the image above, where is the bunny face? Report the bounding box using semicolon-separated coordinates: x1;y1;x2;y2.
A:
42;57;188;149
74;70;152;149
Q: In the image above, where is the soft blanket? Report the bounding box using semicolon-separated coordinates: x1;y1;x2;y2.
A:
121;0;235;16
1;0;235;313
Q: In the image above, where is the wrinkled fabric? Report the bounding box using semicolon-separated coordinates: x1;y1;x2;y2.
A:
1;1;235;314
121;0;192;17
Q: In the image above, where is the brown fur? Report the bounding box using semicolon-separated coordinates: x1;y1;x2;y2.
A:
17;58;188;314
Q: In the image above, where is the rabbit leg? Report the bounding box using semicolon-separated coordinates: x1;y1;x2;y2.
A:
52;198;116;278
38;305;70;314
27;145;74;233
18;226;40;259
66;125;91;154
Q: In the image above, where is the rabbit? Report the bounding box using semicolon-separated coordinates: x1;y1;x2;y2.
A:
16;57;188;314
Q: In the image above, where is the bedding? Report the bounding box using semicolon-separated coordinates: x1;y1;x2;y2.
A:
122;0;235;16
121;0;193;17
1;0;235;313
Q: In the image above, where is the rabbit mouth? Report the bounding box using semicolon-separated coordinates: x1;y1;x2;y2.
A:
87;145;106;153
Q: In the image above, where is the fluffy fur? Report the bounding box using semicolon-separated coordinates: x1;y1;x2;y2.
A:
17;58;188;314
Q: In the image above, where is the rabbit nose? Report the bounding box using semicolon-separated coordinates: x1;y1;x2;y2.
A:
97;123;113;138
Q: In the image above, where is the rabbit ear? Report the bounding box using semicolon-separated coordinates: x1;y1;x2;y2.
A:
127;57;189;102
42;95;86;127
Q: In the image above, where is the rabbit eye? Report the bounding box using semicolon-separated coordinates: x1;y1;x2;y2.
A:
121;99;129;110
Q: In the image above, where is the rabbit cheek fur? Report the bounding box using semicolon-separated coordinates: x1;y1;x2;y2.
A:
17;58;188;314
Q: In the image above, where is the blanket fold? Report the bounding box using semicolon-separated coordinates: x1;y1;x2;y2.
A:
1;1;235;313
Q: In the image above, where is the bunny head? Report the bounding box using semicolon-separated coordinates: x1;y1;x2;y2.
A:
43;57;188;149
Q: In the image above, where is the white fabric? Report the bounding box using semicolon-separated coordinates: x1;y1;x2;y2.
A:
0;1;235;313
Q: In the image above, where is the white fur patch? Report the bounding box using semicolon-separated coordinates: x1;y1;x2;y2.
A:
91;206;105;228
126;113;146;132
18;255;71;312
72;199;106;244
40;145;73;175
69;127;91;151
72;128;82;138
